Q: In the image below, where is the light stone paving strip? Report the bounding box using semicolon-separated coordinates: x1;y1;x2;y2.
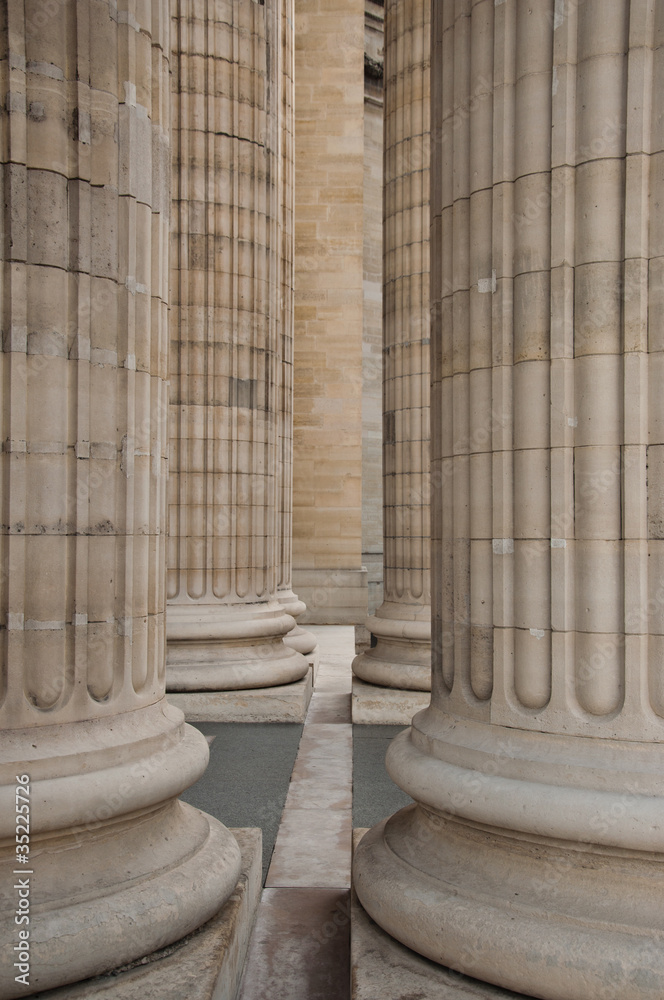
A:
238;626;353;1000
266;719;353;888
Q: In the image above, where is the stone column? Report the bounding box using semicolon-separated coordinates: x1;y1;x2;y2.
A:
278;351;318;658
354;2;664;996
166;0;309;691
276;0;317;659
353;0;431;690
0;3;240;996
362;0;385;618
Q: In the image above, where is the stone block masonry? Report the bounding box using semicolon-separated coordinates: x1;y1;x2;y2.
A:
0;3;242;994
354;3;664;996
353;0;432;692
166;0;310;691
292;0;368;625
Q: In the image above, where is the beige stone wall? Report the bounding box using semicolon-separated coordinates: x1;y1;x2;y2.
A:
363;0;384;616
292;0;368;623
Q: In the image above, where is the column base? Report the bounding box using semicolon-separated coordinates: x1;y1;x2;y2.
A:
277;589;320;658
353;713;664;1000
351;676;430;724
351;830;519;999
24;827;261;1000
166;602;309;690
0;701;242;999
351;607;431;690
168;666;313;723
283;624;319;657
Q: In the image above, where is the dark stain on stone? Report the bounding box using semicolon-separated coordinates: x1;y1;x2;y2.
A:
94;520;115;534
28;102;45;122
229;376;263;410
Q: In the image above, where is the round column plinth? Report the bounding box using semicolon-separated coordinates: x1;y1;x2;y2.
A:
283;625;319;657
352;607;431;691
0;701;242;998
166;603;309;690
353;711;664;1000
278;590;319;657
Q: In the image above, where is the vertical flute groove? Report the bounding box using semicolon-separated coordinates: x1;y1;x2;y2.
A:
511;0;553;712
573;0;628;717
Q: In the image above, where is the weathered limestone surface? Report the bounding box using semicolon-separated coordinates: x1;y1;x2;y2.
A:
354;3;664;997
28;828;262;1000
351;830;521;999
0;3;240;995
353;0;432;690
351;677;429;725
292;0;368;624
168;668;313;724
167;0;309;690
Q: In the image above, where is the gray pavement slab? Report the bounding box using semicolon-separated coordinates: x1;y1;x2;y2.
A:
181;722;303;883
352;724;414;828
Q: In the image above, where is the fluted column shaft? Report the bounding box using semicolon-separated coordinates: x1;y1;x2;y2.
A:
352;0;432;691
0;4;240;995
276;0;317;657
354;3;664;997
166;0;308;690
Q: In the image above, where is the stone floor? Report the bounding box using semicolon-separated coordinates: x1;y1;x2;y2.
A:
182;625;413;1000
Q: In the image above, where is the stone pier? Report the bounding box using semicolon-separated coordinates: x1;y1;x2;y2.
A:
166;0;309;692
0;3;240;995
354;2;664;996
353;0;432;696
